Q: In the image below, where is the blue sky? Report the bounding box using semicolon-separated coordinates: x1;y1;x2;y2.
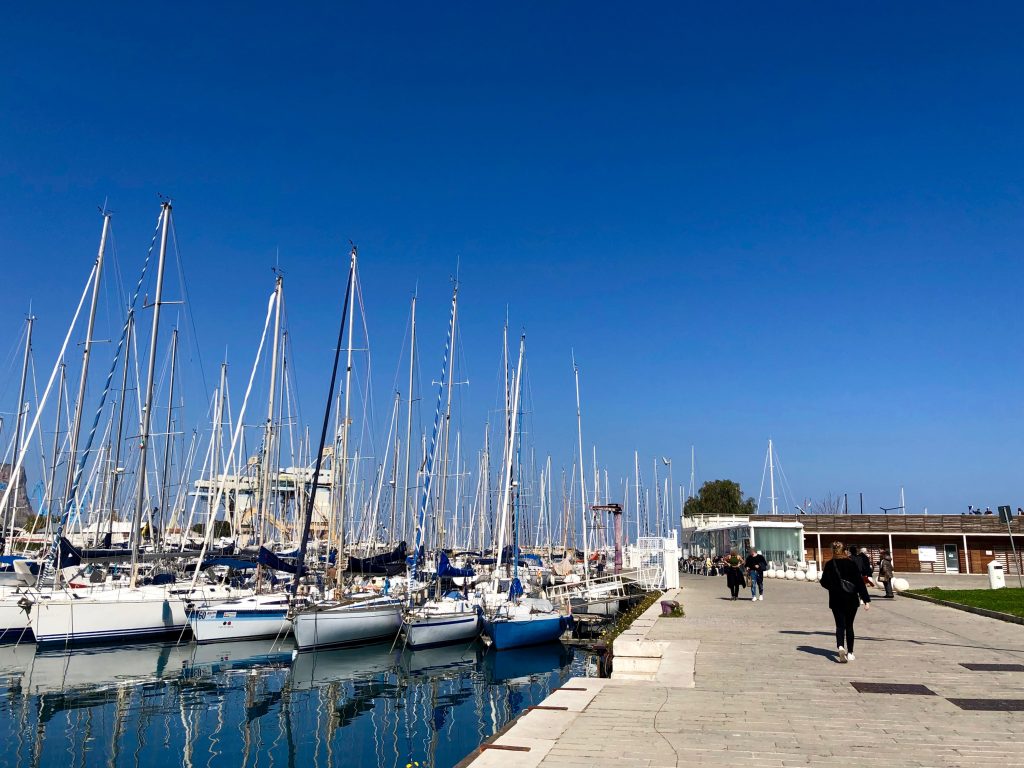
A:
1;3;1023;518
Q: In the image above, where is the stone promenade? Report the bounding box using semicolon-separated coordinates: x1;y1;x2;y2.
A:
466;574;1024;768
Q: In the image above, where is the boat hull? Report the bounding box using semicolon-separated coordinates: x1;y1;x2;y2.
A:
32;589;190;647
189;607;291;643
403;611;480;649
293;598;402;651
0;595;34;643
482;614;568;651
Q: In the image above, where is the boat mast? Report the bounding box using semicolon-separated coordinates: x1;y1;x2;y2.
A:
768;438;777;516
491;336;523;593
157;328;178;550
107;313;133;544
3;314;33;554
634;450;640;541
400;293;416;547
258;274;284;545
291;255;355;595
435;282;459;555
63;212;109;516
336;246;357;560
573;357;589;585
129;202;171;588
45;363;67;531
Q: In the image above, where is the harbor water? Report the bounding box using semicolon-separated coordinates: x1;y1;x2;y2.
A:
0;639;582;767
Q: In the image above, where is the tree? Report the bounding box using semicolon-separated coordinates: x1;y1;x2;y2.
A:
683;480;756;518
812;492;844;515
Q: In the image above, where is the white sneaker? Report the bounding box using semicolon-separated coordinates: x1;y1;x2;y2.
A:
758;595;764;601
847;653;855;662
837;647;848;663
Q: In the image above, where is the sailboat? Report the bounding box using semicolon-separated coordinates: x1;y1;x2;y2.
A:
482;335;571;651
401;283;482;650
290;247;403;652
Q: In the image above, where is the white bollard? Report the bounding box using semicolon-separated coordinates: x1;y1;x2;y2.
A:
765;569;776;579
795;570;807;581
892;577;910;592
784;570;796;580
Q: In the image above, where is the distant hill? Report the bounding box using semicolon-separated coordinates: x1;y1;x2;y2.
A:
0;463;35;528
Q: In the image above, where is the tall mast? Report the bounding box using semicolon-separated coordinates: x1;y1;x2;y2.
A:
336;246;357;559
3;315;33;553
491;336;523;592
63;212;110;515
479;426;489;553
634;450;641;542
291;254;355;595
573;357;589;585
388;392;401;547
258;275;284;545
107;314;133;544
156;328;178;550
129;202;171;588
768;438;777;516
435;282;459;553
45;363;67;530
208;362;227;544
689;445;695;500
400;293;416;547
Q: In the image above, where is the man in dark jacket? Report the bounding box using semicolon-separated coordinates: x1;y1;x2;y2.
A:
850;546;874;586
745;548;768;601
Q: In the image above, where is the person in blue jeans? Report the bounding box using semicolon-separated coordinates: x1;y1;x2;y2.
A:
745;548;768;601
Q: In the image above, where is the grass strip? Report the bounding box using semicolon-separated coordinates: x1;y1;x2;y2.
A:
907;587;1024;618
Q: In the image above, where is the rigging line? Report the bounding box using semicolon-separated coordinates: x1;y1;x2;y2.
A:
49;208;165;560
0;261;97;520
169;214;210;401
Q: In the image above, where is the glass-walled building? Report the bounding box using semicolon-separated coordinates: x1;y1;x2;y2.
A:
689;518;804;566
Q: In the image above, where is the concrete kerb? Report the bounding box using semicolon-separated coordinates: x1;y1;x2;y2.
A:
900;590;1024;626
460;587;696;766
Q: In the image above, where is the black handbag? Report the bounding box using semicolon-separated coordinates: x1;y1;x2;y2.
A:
832;560;857;594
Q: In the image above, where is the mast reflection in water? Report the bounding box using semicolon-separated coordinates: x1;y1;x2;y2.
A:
0;639;581;768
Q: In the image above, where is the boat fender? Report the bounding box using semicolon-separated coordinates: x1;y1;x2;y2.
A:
17;596;31;616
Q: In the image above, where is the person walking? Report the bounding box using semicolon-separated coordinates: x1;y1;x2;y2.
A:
725;549;745;600
849;545;874;586
820;541;871;662
745;548;768;601
877;550;895;598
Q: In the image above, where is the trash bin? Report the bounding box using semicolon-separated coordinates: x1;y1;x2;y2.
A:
987;560;1006;590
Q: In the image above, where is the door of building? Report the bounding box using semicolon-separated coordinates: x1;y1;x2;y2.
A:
944;544;959;573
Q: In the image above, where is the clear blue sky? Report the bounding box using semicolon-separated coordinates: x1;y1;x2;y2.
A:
2;3;1023;517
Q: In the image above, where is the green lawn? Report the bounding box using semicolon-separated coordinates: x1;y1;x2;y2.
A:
909;588;1024;618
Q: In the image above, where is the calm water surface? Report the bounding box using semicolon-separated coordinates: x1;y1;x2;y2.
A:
0;639;582;768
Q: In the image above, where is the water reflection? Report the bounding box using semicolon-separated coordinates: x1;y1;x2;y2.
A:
0;638;580;768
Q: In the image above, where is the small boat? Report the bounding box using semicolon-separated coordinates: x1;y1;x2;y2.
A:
402;594;481;649
482;595;571;651
188;592;294;643
292;594;403;651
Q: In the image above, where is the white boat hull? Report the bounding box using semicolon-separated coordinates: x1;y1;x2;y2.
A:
0;593;35;643
32;588;189;647
189;595;292;643
402;599;481;649
293;597;402;651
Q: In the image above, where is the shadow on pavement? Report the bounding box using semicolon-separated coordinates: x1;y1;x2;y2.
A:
796;645;837;661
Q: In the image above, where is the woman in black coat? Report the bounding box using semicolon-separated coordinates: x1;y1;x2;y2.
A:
724;549;745;600
819;541;871;663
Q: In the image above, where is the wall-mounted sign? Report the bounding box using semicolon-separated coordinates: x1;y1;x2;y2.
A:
918;545;937;563
985;550;993;556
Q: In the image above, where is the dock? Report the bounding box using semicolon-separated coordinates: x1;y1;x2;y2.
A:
459;574;1024;767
